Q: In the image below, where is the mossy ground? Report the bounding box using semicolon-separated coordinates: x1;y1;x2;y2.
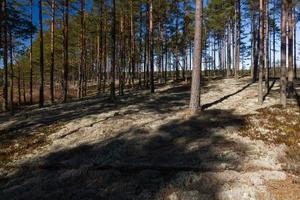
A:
240;104;300;174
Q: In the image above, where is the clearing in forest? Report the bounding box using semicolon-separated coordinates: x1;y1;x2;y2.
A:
0;77;299;200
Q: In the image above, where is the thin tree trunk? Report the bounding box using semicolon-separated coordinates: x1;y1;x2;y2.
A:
62;0;69;102
139;7;143;88
281;0;287;107
235;0;240;80
183;0;188;81
232;20;235;77
273;0;276;78
29;0;33;105
294;7;297;79
258;0;264;105
50;0;55;103
265;0;269;93
78;0;85;99
22;66;26;104
119;13;125;96
110;0;116;99
190;0;202;113
175;0;179;81
2;0;8;111
251;10;256;82
9;31;14;113
149;0;154;93
103;9;107;93
39;0;44;107
227;19;231;78
287;0;294;96
17;64;21;105
97;0;103;95
130;0;135;86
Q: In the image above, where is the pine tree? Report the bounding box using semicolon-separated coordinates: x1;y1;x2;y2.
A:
281;0;287;107
190;0;202;113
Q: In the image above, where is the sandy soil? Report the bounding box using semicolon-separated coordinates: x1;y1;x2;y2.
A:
0;77;299;200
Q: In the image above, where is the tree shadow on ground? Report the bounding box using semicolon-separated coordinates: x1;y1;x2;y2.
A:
0;83;214;147
201;83;252;110
263;80;276;101
0;109;249;200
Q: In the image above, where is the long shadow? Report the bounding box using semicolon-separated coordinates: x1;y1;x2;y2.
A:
0;83;215;164
263;79;276;101
201;82;252;110
0;109;248;200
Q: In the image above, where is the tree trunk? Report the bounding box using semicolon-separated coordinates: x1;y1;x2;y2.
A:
130;0;135;86
39;0;44;107
9;31;14;113
22;66;26;104
174;0;179;81
119;13;125;96
149;0;155;93
78;0;85;99
17;64;21;105
139;7;143;88
2;0;8;111
273;0;276;78
50;0;55;103
227;19;231;78
62;0;69;102
190;0;202;113
251;10;256;82
265;0;269;93
232;20;235;77
29;0;33;105
103;10;107;93
294;7;297;79
110;0;116;99
287;0;294;96
258;0;264;105
97;0;103;95
235;0;240;80
281;0;287;107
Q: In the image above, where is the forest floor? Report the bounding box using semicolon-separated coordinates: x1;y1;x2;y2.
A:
0;77;300;200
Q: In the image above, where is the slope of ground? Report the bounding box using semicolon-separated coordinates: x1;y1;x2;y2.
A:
0;77;299;200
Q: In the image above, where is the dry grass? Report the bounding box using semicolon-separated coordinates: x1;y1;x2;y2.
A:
266;175;300;200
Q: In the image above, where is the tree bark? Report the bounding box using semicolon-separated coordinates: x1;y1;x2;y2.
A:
281;0;287;107
50;0;55;103
39;0;44;107
294;7;297;79
2;0;8;111
29;0;33;105
265;0;269;93
235;0;240;80
9;31;13;113
227;19;231;78
62;0;69;103
190;0;202;113
258;0;264;105
273;0;276;78
110;0;116;99
149;0;155;93
287;0;294;96
78;0;86;99
130;0;135;86
251;10;256;82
